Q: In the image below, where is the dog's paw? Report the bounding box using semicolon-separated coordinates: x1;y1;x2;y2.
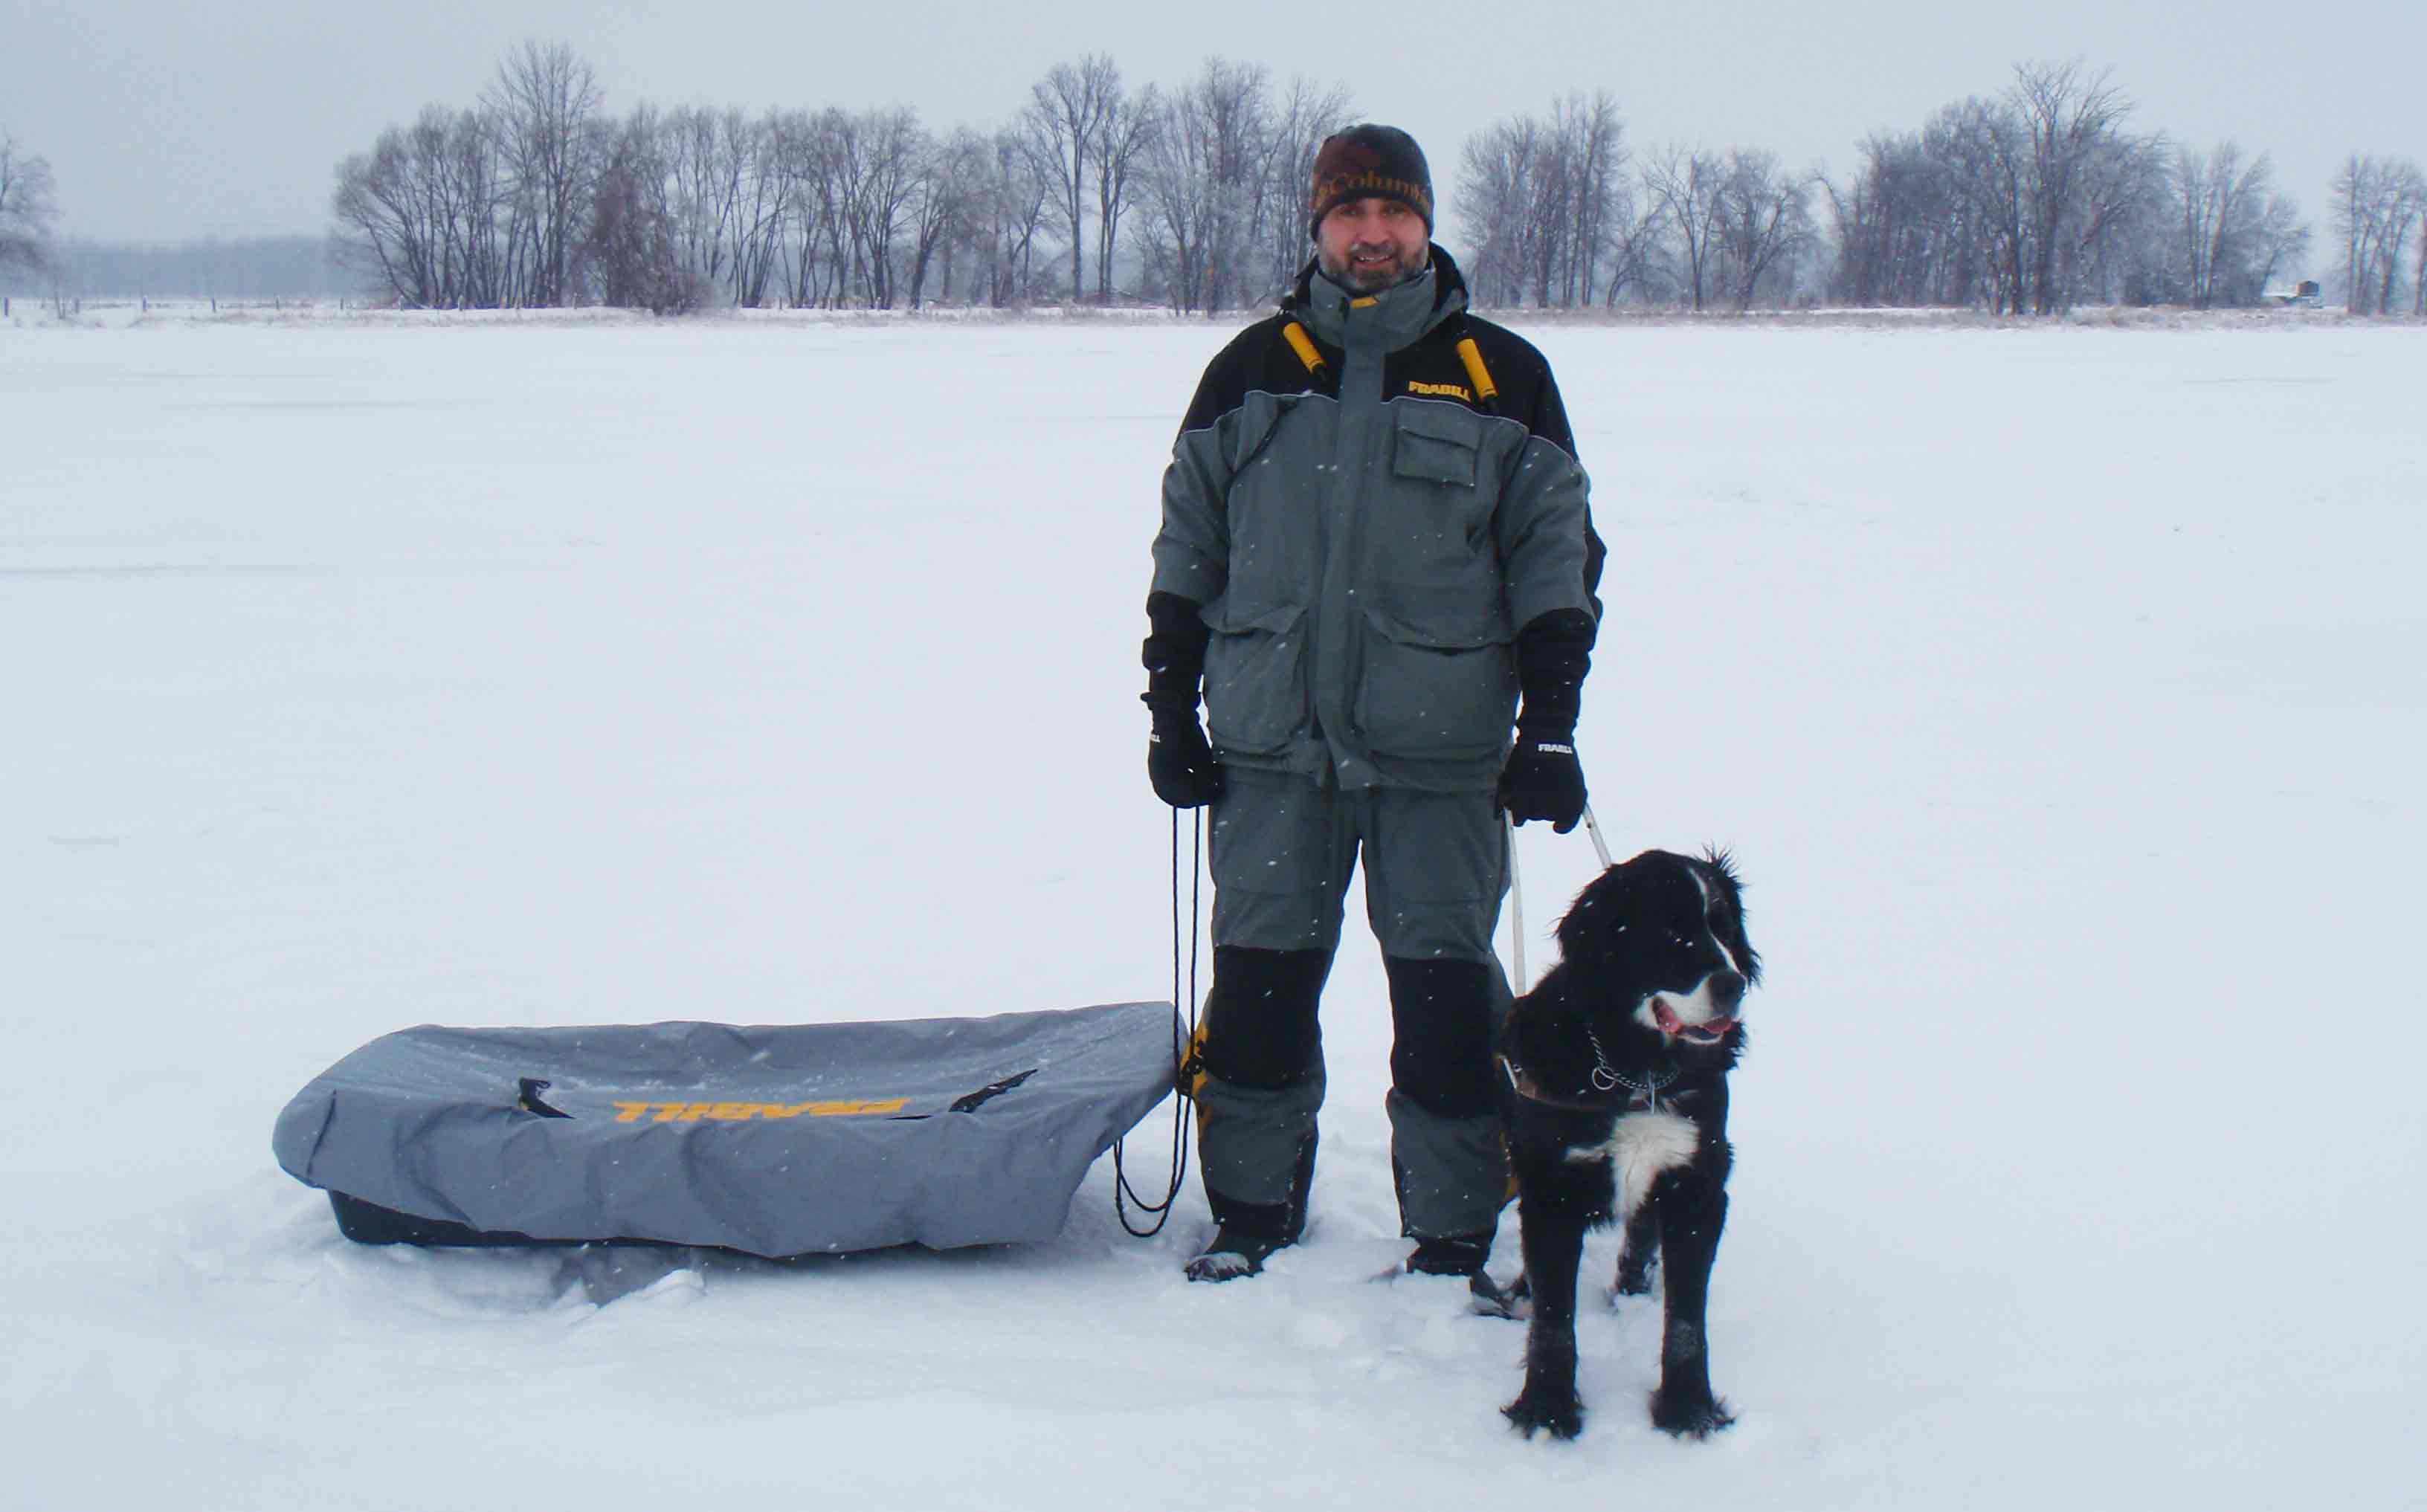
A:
1503;1387;1585;1441
1648;1388;1735;1439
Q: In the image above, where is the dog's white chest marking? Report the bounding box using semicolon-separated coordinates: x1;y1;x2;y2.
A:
1566;1111;1701;1218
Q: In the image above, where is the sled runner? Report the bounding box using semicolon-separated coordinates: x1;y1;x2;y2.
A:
273;1001;1177;1259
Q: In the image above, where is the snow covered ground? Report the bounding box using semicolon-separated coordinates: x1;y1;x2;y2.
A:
5;312;2421;1510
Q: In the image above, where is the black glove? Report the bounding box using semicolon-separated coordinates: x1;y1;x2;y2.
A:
1142;591;1223;809
1499;732;1585;831
1149;707;1226;808
1499;608;1595;832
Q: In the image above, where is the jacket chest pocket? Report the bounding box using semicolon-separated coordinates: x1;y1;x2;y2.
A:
1385;403;1499;572
1390;401;1486;488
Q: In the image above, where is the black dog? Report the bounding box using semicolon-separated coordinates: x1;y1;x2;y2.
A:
1497;849;1759;1441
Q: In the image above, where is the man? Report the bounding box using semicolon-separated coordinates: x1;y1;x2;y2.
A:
1144;124;1603;1284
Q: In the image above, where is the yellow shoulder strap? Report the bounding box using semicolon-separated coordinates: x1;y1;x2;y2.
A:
1454;337;1500;405
1281;320;1327;378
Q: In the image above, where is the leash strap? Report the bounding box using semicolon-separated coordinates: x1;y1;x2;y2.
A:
1504;810;1527;992
1582;803;1614;869
1504;802;1616;995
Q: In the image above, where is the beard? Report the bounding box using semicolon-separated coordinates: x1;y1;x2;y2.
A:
1318;239;1428;292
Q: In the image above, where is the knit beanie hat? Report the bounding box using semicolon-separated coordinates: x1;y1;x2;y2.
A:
1308;125;1434;239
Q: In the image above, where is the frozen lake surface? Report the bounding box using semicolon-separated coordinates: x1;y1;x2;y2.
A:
6;311;2421;1509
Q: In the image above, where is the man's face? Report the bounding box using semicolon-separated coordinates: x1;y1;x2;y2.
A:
1315;197;1430;291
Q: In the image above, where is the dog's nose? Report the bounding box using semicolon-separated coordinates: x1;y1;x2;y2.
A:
1709;970;1746;1013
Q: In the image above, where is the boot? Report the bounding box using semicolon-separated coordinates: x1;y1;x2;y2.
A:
1185;1226;1290;1282
1185;1131;1315;1282
1404;1230;1493;1277
1403;1230;1519;1316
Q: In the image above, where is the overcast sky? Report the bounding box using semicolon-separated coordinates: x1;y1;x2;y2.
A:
7;0;2420;251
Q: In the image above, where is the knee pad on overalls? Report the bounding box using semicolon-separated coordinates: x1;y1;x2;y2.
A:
1384;956;1499;1119
1199;946;1331;1090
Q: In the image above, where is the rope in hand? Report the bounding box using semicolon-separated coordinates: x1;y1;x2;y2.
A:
1112;805;1201;1237
1505;801;1615;995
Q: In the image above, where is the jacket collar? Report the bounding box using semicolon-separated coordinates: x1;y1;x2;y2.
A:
1289;245;1470;354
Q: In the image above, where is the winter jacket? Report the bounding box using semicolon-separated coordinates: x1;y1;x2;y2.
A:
1150;248;1604;792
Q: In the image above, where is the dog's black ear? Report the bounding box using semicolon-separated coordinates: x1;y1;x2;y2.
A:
1554;863;1634;971
1703;849;1762;986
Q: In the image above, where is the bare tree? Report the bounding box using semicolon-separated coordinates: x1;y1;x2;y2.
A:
1557;92;1626;306
1;132;59;277
331;106;509;308
1454;96;1634;308
1025;55;1118;300
1457;117;1544;306
773;109;845;307
2007;60;2154;314
729;111;793;308
1711;150;1814;309
664;106;741;297
584;104;699;312
1602;191;1667;307
905;128;985;308
1824;132;1959;306
2170;145;2310;307
1090;75;1157;300
2327;155;2423;314
482;39;602;306
979;126;1052;306
1136;59;1265;314
1644;146;1724;310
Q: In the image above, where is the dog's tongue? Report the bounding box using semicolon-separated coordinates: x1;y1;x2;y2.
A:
1655;1000;1733;1042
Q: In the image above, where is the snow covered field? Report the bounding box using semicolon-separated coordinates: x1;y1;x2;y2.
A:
5;312;2421;1510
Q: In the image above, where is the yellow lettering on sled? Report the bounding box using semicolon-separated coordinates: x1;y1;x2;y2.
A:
607;1096;913;1122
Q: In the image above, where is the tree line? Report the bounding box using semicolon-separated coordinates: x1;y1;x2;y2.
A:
329;42;1353;314
332;47;2424;317
10;51;2425;315
1460;62;2340;314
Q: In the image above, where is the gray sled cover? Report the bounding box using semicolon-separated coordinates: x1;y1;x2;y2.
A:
273;1001;1176;1257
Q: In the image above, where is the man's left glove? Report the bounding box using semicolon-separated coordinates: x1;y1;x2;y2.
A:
1149;708;1227;808
1498;607;1596;833
1498;731;1585;832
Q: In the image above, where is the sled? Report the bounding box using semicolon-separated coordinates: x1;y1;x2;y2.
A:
272;1001;1178;1259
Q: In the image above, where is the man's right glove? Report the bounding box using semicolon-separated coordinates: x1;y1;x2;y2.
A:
1149;707;1226;808
1498;607;1596;833
1142;590;1224;810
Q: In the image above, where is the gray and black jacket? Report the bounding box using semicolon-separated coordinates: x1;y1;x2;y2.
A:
1147;248;1605;792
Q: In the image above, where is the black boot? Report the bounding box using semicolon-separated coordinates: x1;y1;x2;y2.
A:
1186;1132;1316;1282
1405;1231;1493;1277
1403;1230;1519;1316
1185;1226;1289;1282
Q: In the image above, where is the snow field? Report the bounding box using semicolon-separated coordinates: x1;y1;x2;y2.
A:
4;315;2421;1510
